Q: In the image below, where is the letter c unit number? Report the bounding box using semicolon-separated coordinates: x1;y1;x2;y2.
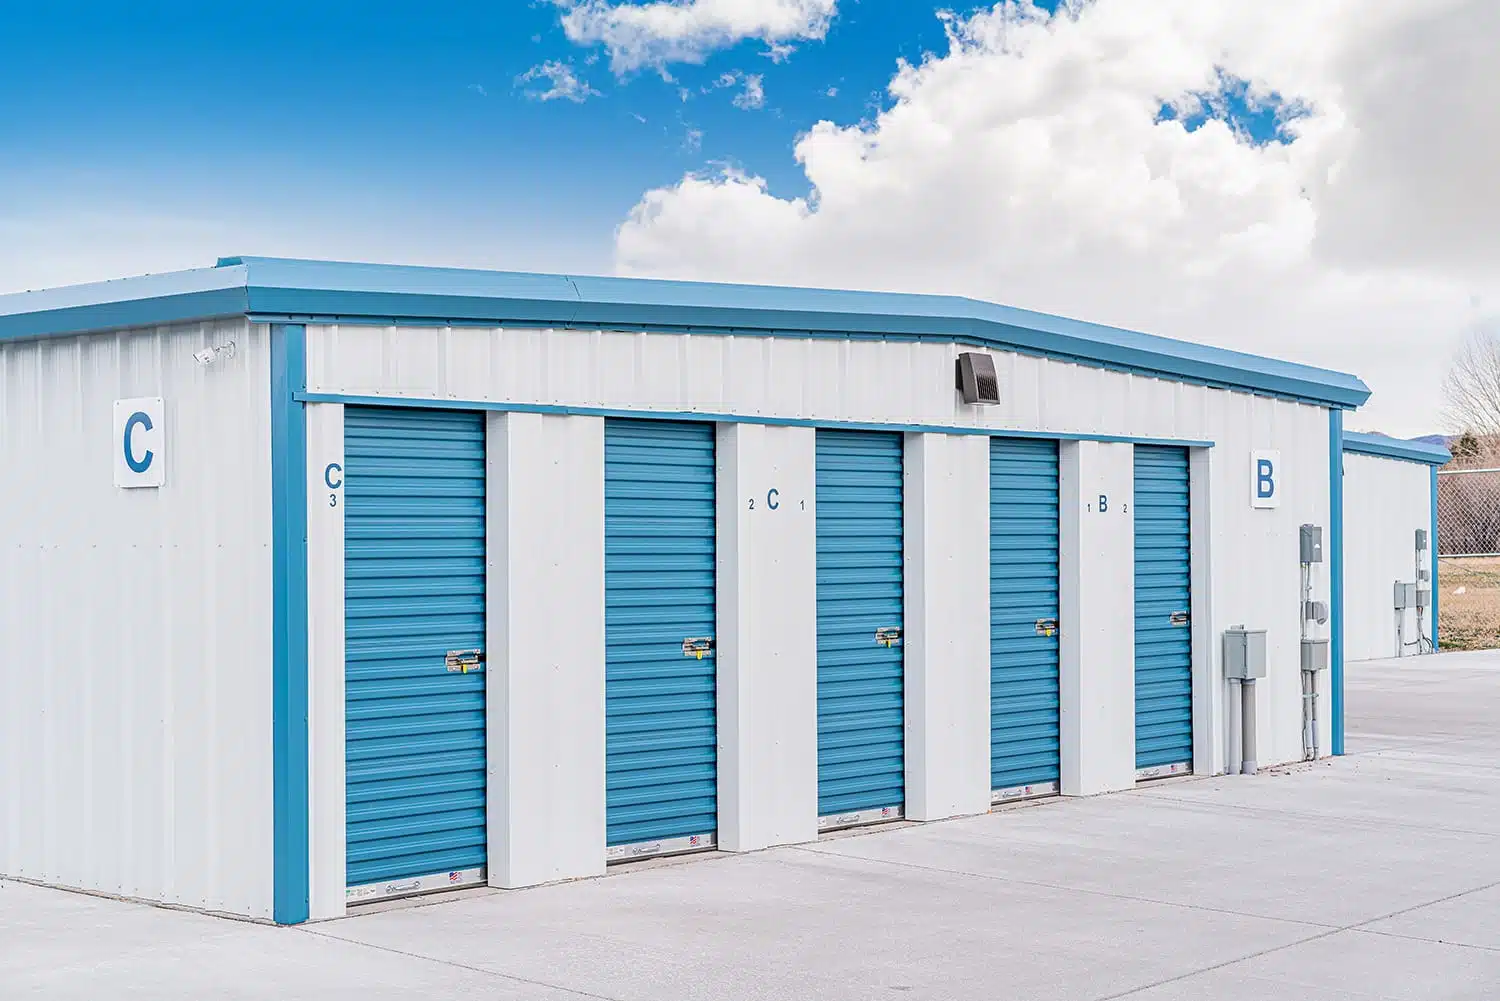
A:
325;461;343;507
748;487;802;512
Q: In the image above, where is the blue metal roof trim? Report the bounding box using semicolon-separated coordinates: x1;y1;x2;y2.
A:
0;265;250;342
1341;431;1451;466
0;256;1371;409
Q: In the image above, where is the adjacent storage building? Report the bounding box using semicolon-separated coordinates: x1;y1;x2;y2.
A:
0;257;1376;923
1340;433;1449;663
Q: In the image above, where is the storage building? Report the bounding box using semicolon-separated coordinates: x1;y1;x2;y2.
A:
0;257;1372;923
1340;433;1449;662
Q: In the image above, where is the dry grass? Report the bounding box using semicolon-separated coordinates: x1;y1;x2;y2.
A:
1438;556;1500;651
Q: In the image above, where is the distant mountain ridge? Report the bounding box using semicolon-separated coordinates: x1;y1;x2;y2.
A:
1347;431;1448;445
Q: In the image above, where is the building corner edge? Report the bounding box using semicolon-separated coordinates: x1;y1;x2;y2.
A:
1431;465;1439;652
1329;408;1345;756
271;323;311;924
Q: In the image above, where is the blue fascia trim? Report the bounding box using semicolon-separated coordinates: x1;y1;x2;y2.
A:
1431;466;1440;651
1341;431;1451;466
270;323;310;925
1330;409;1345;756
294;391;1216;447
0;287;249;342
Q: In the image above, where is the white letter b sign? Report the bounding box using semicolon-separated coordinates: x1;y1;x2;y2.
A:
1250;450;1280;509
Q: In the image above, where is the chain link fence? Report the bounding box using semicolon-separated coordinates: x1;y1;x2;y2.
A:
1437;467;1500;557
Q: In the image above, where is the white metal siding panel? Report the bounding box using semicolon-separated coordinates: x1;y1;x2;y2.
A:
1342;453;1435;662
901;432;992;821
487;412;609;888
0;319;274;918
714;423;820;850
306;326;1235;442
1202;396;1333;769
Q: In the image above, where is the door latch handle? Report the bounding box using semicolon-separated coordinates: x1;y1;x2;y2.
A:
1169;611;1190;627
1035;618;1059;637
875;627;902;648
445;649;484;674
682;637;714;660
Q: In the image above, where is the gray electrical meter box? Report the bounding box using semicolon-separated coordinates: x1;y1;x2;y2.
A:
1223;627;1267;680
1299;524;1324;563
1394;581;1416;610
1301;638;1329;671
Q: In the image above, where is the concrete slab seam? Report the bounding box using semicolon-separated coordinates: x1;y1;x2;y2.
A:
1089;877;1500;1000
296;928;626;1001
787;845;1337;932
1136;791;1500;841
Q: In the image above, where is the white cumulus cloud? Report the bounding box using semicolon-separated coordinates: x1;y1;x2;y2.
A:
614;0;1500;435
733;73;765;109
517;60;600;103
556;0;837;74
712;70;766;109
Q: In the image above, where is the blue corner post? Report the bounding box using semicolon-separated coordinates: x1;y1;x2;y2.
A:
1329;408;1345;756
270;323;310;924
1431;465;1440;651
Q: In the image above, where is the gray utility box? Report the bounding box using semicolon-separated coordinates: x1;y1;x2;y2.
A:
1301;638;1329;671
1224;628;1267;680
1394;581;1416;610
1300;524;1324;564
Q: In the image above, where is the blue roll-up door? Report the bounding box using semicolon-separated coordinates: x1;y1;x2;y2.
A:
990;438;1061;802
604;419;718;861
815;430;905;829
1134;445;1194;777
344;407;488;902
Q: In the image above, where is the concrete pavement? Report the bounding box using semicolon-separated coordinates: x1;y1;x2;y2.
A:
5;651;1498;999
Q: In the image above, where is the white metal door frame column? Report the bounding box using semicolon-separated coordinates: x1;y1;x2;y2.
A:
1188;447;1218;777
902;432;992;821
306;402;346;921
1057;440;1137;796
714;423;819;851
486;413;607;887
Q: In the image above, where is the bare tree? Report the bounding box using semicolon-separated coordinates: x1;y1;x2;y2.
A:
1443;328;1500;435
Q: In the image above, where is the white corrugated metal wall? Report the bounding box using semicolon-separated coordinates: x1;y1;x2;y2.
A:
0;319;274;918
306;323;1334;776
1343;452;1435;662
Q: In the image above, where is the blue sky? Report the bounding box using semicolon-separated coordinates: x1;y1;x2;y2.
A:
1;1;998;278
0;0;1299;286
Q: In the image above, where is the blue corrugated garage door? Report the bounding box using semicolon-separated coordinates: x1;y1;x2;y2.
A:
1134;445;1194;777
344;407;488;903
990;438;1061;802
816;430;905;829
604;419;718;861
